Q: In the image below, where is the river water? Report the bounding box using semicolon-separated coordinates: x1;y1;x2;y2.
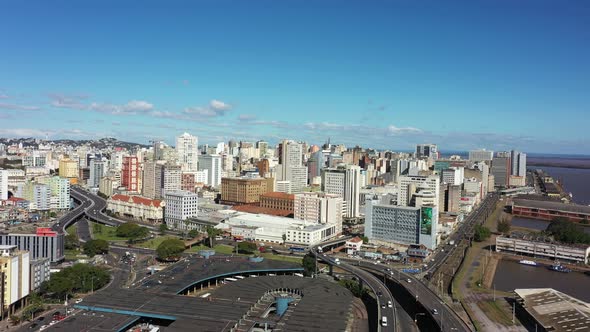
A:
535;166;590;205
492;260;590;302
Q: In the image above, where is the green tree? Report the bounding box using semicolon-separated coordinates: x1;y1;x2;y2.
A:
546;218;590;244
474;225;491;242
116;223;150;242
339;279;368;298
49;211;57;218
206;226;222;248
237;241;257;254
83;239;109;257
40;264;110;299
188;229;200;238
360;235;369;243
65;233;79;250
497;219;511;234
159;223;168;234
156;238;185;261
302;253;316;277
282;234;287;243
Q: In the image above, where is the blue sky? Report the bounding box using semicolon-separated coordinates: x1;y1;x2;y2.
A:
0;1;589;154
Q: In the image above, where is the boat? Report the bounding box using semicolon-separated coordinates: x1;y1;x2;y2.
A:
519;260;538;267
548;261;571;273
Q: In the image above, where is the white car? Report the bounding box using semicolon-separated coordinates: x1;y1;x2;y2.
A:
387;300;392;308
406;279;412;283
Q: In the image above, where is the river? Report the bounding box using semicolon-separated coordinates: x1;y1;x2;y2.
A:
492;259;590;302
534;166;590;205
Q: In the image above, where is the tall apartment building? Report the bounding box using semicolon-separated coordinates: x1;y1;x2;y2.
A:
220;177;275;205
492;152;511;187
322;164;361;218
256;141;269;158
0;170;7;201
294;192;344;234
164;190;199;231
398;175;440;208
365;199;438;250
469;149;494;162
88;159;106;188
142;161;164;199
277;140;307;193
22;151;46;168
176;133;199;172
441;167;464;186
39;176;70;210
0;245;30;316
162;164;182;196
121;156;139;192
415;144;438;159
510;150;527;177
58;157;79;181
199;154;222;187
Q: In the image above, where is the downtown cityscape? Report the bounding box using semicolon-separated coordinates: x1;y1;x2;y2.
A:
1;2;590;332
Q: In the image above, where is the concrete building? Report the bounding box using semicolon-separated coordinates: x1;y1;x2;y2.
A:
6;169;25;188
99;176;118;197
40;176;70;210
0;170;7;201
510;150;527;177
441;167;464;186
277;140;307;193
415;144;438;159
164;190;199;231
220;177;274;205
142;161;165;199
464;177;483;200
59;157;80;180
0;245;30;317
294;192;344;235
285;223;338;246
468;149;493;162
176;133;199;172
108;194;164;224
0;228;64;263
199;154;222;187
512;199;590;223
29;258;50;292
322;164;361;218
365;199;438;250
398;175;440;208
121;156;139;192
259;192;294;213
445;185;461;213
492;152;511;187
162;164;182;197
88;159;106;188
496;236;590;264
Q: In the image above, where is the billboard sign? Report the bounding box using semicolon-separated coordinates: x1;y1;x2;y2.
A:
420;207;433;235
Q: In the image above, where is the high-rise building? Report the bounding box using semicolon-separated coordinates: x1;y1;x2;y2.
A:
294;192;345;234
0;228;64;263
416;144;438;159
365;199;438;249
164;190;199;231
121;156;140;192
58;157;79;181
510;150;527;177
199;154;222;187
220;177;275;204
88;159;106;188
277;140;307;193
162;164;182;196
469;149;494;162
322;164;361;218
0;245;30;315
441;167;464;186
175;133;199;172
0;169;7;201
398;175;440;208
142;161;165;199
256;141;269;158
492;152;511;187
41;176;70;210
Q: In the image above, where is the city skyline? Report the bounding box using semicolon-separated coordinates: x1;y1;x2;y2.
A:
1;1;589;154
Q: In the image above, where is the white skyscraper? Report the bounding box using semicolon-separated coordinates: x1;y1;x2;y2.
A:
441;167;464;186
322;164;361;218
164;190;199;231
175;133;199;172
398;175;440;208
277;140;307;193
0;169;8;200
162;164;182;196
199;154;222;187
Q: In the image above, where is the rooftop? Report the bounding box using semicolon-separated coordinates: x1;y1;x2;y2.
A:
513;199;590;215
515;288;590;332
110;194;163;208
232;204;293;217
261;192;295;200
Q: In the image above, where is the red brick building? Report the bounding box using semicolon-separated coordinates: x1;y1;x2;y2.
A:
121;156;139;192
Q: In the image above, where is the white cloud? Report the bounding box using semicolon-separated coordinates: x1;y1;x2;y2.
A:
184;99;232;118
89;100;154;115
387;125;422;135
238;114;257;121
0;128;48;137
0;103;41;111
0;94;8;99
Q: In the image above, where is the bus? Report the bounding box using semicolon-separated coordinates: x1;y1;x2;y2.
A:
294;273;304;277
234;276;245;280
224;277;238;282
200;293;211;298
289;247;306;253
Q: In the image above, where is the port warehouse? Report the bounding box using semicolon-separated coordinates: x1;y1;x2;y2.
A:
512;198;590;223
496;236;590;264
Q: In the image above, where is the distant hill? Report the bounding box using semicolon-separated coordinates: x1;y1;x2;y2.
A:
0;137;150;150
